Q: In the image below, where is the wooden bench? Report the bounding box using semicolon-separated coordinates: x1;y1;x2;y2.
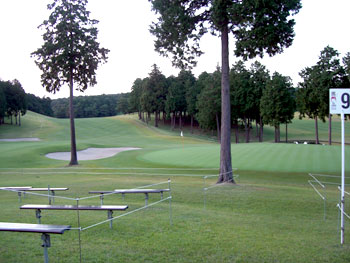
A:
0;222;70;263
89;189;170;206
20;204;128;229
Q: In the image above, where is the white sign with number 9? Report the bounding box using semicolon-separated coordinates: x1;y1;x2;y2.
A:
329;89;350;114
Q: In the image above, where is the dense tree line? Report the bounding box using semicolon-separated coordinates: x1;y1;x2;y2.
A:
297;46;350;144
1;89;130;122
25;93;130;119
26;94;53;117
0;79;27;125
3;46;349;146
51;94;129;118
129;62;295;143
129;46;350;144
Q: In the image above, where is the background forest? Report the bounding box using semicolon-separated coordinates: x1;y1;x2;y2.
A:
1;46;350;144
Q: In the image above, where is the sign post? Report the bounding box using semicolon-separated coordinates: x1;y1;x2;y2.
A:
329;89;349;245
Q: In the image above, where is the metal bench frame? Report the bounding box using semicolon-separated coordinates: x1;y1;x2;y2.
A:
0;222;70;263
20;204;128;229
1;187;68;204
89;188;170;206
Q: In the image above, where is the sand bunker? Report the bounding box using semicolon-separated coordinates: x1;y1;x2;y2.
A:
46;147;141;161
0;138;40;142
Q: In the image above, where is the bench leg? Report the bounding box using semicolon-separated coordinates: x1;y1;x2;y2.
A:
36;209;42;224
100;194;104;206
108;210;113;229
48;186;51;205
41;233;51;263
17;192;22;203
145;193;149;206
50;191;55;205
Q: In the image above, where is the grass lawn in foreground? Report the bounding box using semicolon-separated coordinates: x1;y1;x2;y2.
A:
0;111;349;262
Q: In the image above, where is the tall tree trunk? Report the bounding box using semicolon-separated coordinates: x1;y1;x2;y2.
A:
234;120;239;144
244;118;249;143
248;118;251;142
315;116;319;144
329;113;332;145
259;116;263;142
274;125;277;143
138;111;141;120
19;112;21;126
278;124;281;142
218;24;234;184
275;125;280;143
179;112;182;129
69;73;78;166
216;113;221;143
163;111;166;125
171;112;175;130
285;123;288;143
190;114;194;134
155;111;158;127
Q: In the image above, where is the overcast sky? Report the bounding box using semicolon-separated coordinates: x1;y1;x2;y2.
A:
0;0;349;99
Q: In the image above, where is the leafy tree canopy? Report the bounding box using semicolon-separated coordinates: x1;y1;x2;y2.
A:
32;0;109;93
149;0;302;69
298;46;346;122
343;52;350;82
260;72;295;127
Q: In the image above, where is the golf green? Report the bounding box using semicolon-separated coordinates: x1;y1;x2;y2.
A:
140;143;348;173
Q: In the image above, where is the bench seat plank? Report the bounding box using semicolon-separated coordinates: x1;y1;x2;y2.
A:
113;189;170;194
89;189;170;194
89;191;115;194
0;186;32;190
20;204;128;211
24;188;69;191
0;222;70;234
89;189;170;206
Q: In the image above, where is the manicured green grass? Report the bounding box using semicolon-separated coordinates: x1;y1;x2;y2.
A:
0;112;349;262
140;143;350;173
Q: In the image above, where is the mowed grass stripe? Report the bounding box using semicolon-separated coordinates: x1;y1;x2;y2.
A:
140;143;348;173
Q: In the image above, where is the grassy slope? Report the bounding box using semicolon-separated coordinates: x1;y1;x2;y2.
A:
1;111;350;173
0;112;349;262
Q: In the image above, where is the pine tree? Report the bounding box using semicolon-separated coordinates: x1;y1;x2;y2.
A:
32;0;109;165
